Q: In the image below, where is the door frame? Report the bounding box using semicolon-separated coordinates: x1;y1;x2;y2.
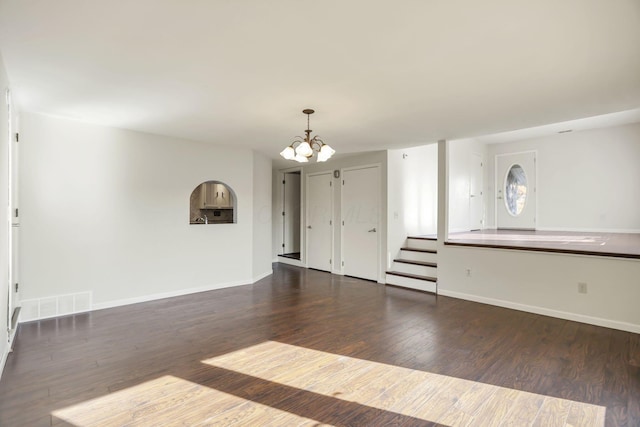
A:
305;170;334;271
469;152;483;231
6;87;20;340
277;167;305;267
340;163;382;282
494;150;537;230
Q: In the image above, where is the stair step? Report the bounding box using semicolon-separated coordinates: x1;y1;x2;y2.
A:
401;247;437;254
386;271;437;282
394;258;436;267
405;236;437;251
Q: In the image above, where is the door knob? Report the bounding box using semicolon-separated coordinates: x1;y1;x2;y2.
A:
307;226;312;229
368;228;376;232
497;196;503;199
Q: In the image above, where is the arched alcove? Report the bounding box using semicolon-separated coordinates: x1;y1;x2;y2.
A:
189;181;237;224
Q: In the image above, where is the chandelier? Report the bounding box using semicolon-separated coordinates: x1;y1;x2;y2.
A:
280;109;335;163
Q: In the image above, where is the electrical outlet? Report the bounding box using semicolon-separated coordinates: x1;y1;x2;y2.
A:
578;282;588;294
465;269;471;277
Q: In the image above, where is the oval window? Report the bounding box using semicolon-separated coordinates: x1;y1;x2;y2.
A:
505;164;527;216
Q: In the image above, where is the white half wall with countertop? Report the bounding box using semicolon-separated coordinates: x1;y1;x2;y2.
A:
437;136;640;334
18;112;272;320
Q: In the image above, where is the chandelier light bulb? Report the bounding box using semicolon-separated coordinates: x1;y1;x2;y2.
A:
320;144;335;157
295;141;313;157
280;146;295;160
294;153;309;163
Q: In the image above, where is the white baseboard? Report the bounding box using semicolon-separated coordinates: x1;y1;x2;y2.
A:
252;269;273;283
0;348;7;381
19;273;275;323
438;289;640;334
92;279;253;311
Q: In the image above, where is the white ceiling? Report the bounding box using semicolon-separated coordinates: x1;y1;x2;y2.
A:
1;0;639;161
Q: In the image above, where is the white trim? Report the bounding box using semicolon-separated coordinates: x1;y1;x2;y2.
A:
438;289;640;334
280;169;304;262
305;170;334;273
92;279;253;311
0;349;7;381
252;269;273;283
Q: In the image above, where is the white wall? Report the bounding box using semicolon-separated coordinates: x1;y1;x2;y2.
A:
19;113;271;313
387;144;438;265
485;122;640;232
252;151;272;281
0;53;10;376
438;246;640;333
448;138;486;232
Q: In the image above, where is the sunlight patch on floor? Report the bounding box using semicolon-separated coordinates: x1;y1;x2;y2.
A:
202;341;606;426
450;232;602;244
51;374;319;427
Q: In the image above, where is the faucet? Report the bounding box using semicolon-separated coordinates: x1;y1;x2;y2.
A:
204;215;208;224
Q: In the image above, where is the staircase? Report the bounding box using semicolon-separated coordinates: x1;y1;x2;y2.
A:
386;236;437;294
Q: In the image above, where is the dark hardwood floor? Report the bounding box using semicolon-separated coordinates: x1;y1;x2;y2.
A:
0;263;638;426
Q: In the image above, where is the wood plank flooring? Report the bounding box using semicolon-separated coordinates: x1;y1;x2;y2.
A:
0;263;638;426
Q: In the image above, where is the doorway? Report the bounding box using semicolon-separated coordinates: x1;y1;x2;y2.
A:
496;151;536;229
469;152;483;231
306;172;333;272
342;165;380;281
282;171;301;260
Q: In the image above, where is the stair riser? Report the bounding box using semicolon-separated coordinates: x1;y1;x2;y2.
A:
399;250;437;263
386;275;437;293
393;263;437;277
406;238;438;251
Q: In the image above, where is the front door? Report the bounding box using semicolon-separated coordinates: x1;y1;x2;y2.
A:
342;166;379;281
306;172;333;272
496;151;536;229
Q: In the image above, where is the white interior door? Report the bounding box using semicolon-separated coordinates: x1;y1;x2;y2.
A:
469;153;483;230
306;173;333;272
342;166;379;281
496;152;536;229
6;88;19;331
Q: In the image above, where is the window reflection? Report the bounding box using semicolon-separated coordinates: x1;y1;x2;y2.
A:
505;165;527;216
